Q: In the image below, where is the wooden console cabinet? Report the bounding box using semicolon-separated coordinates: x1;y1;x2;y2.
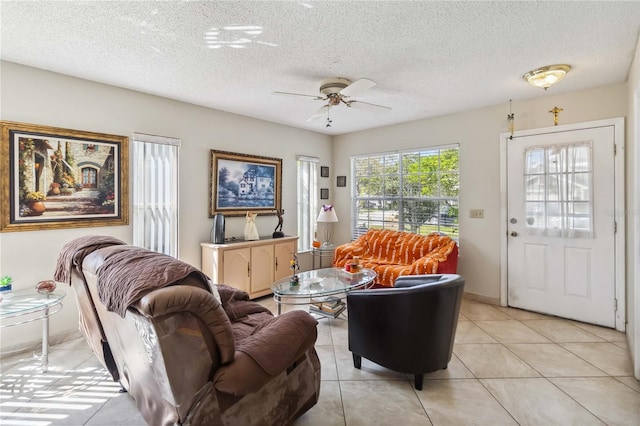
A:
201;236;298;299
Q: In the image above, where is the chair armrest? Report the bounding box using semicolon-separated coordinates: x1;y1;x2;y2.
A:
214;310;318;395
135;285;236;364
410;240;458;274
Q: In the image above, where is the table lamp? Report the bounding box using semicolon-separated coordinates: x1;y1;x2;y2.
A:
317;204;338;247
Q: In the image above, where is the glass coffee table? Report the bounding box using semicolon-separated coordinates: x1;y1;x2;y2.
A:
271;267;376;316
0;287;66;372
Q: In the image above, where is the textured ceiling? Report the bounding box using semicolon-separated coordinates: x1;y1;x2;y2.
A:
1;1;640;135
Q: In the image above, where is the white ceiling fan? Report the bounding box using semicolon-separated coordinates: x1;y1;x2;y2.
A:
274;77;391;126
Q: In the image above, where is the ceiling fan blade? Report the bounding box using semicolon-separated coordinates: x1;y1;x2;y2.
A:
306;105;330;122
273;91;324;100
340;78;376;97
348;100;391;113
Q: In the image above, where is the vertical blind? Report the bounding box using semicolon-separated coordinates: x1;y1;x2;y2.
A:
297;155;319;252
132;133;180;256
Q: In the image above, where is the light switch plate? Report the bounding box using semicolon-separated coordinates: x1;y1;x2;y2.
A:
469;209;484;219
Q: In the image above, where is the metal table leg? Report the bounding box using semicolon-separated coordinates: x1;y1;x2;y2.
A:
42;305;49;373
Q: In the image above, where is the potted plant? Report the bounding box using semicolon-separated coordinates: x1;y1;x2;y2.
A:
25;191;47;216
0;275;13;292
49;182;61;196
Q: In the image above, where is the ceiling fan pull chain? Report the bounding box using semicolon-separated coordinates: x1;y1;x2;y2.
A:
326;107;332;128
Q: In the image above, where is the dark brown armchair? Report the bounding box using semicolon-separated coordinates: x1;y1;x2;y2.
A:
346;274;465;390
56;237;321;426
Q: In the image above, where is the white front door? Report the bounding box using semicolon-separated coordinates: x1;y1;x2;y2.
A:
507;125;617;327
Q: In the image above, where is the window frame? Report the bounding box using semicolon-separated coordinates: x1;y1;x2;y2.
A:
350;145;459;240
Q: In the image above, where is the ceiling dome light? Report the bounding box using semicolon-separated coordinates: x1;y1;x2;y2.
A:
523;64;571;90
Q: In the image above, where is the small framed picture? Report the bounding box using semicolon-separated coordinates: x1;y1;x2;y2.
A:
320;166;329;178
320;188;329;199
337;175;347;187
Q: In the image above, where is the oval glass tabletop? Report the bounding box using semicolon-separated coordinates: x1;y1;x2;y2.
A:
0;288;66;318
272;267;376;297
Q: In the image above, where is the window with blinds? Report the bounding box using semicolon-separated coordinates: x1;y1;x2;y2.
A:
297;155;319;252
132;133;180;256
351;145;459;240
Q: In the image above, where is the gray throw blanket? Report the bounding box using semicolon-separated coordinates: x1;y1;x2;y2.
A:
54;235;126;284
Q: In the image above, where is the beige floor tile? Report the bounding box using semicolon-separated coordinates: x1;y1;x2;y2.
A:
481;378;604;425
560;342;634;376
550;377;640;425
495;306;552;320
341;380;430;426
417;379;517;425
474;320;550;343
84;392;145;425
614;376;640;392
458;312;469;321
460;302;512;320
423;354;475;380
294;381;345;426
333;345;407;381
329;318;349;346
504;343;607;377
570;321;627;342
315;345;338;381
613;340;629;351
315;319;334;346
454;321;498;344
454;344;540;378
521;319;605;343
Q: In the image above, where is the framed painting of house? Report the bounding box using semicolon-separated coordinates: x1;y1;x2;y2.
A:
209;150;282;217
0;121;129;232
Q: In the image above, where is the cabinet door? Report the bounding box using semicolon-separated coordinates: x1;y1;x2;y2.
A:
222;247;251;294
250;244;274;295
274;240;296;281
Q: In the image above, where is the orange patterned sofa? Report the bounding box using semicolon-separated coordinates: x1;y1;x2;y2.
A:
333;229;458;287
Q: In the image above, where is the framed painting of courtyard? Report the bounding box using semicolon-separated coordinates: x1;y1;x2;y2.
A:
0;121;129;232
209;150;282;217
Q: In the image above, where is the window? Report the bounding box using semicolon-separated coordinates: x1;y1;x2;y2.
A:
297;155;319;251
524;142;593;238
132;133;180;256
351;145;459;239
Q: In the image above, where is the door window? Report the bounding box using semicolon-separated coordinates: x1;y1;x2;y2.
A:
524;141;593;238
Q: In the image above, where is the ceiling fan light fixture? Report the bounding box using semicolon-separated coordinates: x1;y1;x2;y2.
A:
523;64;571;90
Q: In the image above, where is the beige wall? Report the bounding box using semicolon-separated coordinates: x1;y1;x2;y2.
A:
0;61;332;350
332;84;628;301
625;35;640;378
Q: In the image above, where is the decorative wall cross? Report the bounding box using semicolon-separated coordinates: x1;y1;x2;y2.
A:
548;106;564;126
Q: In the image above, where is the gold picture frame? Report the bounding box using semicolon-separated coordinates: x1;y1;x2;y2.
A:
209;150;282;217
0;121;129;232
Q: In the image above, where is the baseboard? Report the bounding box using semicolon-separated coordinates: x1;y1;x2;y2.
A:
463;292;501;306
0;329;82;360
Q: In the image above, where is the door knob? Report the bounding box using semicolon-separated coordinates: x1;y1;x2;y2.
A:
510;231;518;237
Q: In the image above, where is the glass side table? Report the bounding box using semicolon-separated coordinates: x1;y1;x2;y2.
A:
312;245;336;269
0;287;66;372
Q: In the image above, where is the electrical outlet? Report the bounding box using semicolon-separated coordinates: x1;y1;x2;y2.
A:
469;209;484;219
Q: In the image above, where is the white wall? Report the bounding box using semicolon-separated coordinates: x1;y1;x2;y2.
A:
0;61;332;350
332;84;628;301
625;34;640;378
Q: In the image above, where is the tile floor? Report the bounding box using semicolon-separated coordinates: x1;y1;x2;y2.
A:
1;298;638;425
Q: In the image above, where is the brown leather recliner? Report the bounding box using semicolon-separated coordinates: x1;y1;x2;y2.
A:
58;238;321;426
346;274;464;390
